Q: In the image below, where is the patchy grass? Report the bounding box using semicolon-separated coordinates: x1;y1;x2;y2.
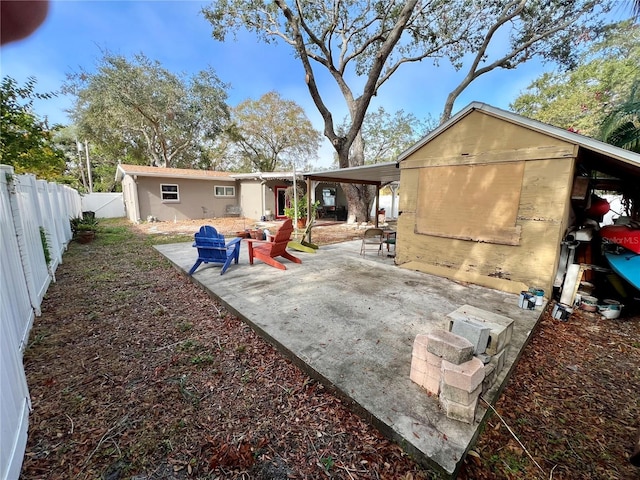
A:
21;217;640;480
21;218;436;480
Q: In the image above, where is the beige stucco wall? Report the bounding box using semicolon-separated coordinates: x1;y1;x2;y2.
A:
238;180;265;220
135;177;238;221
397;110;577;295
121;175;140;223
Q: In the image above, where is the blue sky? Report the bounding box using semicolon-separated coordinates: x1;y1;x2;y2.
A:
1;1;632;168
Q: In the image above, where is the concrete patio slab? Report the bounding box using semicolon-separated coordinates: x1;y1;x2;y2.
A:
155;239;542;478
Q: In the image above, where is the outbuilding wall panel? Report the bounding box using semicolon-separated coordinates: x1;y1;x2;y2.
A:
396;111;576;295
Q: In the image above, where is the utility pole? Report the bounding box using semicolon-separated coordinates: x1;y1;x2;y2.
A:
76;141;87;191
84;140;92;193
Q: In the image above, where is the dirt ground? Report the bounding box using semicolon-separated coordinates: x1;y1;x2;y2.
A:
19;217;640;479
132;217;390;246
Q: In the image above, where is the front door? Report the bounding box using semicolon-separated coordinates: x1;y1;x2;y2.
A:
275;186;288;219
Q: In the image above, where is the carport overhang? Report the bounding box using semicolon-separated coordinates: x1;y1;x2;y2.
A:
304;161;401;226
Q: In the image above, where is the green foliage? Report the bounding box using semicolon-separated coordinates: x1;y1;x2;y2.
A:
96;224;130;245
0;76;67;180
320;456;335;472
70;214;99;234
64;52;230;169
283;191;319;220
190;354;215;365
225;91;321;172
511;20;640;137
39;227;51;265
599;81;640;153
53;126;125;193
340;106;434;165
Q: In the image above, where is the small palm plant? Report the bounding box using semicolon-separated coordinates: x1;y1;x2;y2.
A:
599;81;640;154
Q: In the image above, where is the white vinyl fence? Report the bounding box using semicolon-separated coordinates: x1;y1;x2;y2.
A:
81;192;124;218
1;165;81;480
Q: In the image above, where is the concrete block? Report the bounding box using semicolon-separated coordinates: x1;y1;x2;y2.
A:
410;364;427;386
426;329;474;365
410;361;440;395
410;353;427;372
476;353;491;364
412;334;430;360
447;305;514;356
441;357;485;392
426;351;442;367
448;318;491;354
426;362;442;380
423;374;441;396
482;362;496;394
440;383;481;406
440;396;479;424
490;347;508;375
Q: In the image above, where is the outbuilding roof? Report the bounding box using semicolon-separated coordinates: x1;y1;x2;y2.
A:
306;102;640;185
305;161;400;186
398;102;640;177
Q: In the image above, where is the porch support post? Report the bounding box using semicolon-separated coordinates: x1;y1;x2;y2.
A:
375;184;380;228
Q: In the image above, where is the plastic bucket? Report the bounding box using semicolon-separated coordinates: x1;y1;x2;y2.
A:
519;291;536;310
552;303;572;321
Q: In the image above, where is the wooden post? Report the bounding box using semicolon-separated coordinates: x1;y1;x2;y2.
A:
375;184;380;228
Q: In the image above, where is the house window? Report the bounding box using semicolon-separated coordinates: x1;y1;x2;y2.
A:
161;184;179;202
322;188;336;206
215;185;235;197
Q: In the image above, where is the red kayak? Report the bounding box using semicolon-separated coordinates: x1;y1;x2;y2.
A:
600;224;640;254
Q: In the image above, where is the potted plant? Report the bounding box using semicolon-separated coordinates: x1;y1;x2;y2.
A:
284;194;319;228
70;214;99;243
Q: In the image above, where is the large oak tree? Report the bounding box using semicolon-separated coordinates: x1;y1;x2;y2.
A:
226;91;321;172
65;52;230;169
203;0;613;221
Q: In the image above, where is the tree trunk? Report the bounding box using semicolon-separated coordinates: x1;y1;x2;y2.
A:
340;183;374;223
336;130;375;223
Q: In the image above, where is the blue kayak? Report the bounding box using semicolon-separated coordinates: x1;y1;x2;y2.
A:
605;250;640;291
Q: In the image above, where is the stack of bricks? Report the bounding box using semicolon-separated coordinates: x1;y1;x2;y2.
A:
410;306;515;424
446;305;514;394
410;329;485;424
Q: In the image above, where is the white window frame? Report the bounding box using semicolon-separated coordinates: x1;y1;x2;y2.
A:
160;184;180;202
214;185;236;197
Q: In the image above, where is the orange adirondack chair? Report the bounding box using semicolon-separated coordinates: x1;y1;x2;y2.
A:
246;219;302;270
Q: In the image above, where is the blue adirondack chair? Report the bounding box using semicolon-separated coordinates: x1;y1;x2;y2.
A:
188;225;242;275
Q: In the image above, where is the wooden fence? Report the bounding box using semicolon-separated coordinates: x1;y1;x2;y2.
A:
1;165;81;480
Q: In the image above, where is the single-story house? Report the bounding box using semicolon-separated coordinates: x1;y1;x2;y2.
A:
116;165;237;223
114;165;350;223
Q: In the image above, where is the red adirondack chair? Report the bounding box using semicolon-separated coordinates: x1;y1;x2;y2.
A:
246;219;302;270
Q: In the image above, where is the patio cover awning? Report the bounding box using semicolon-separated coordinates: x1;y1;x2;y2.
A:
304;161;400;186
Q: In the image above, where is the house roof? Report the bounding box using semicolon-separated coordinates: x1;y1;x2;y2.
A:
115;165;303;183
230;171;302;181
115;164;234;182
